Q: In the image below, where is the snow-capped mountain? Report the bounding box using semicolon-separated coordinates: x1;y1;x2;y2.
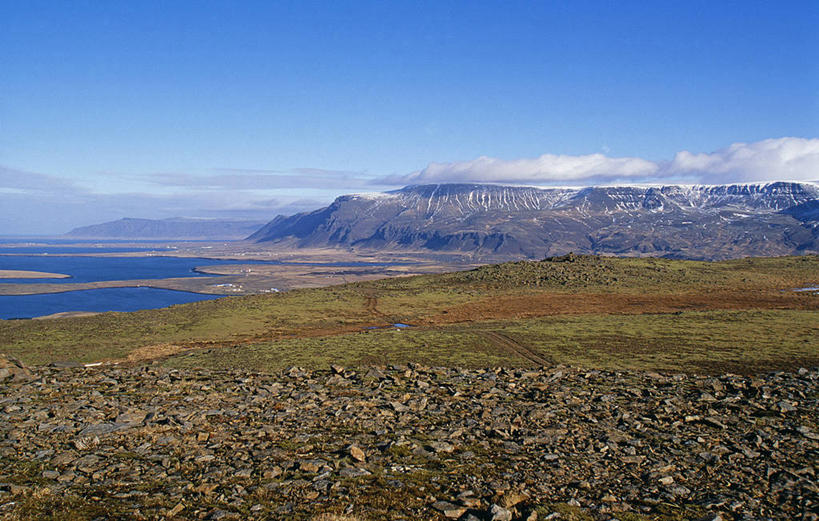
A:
248;182;819;260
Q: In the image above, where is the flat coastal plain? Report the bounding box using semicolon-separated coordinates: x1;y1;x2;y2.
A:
0;245;474;297
2;254;817;374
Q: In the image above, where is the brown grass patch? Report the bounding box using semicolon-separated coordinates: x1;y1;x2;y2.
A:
426;290;817;324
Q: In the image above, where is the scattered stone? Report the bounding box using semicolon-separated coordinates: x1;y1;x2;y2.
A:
73;436;99;451
338;467;371;478
461;496;481;508
299;460;321;473
263;466;282;479
489;503;513;521
115;410;147;424
48;360;83;368
500;490;529;508
0;364;814;520
364;367;387;380
347;444;366;462
797;425;819;440
428;441;455;454
77;423;130;437
431;500;467;518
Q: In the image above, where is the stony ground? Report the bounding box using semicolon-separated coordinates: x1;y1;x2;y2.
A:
0;357;817;520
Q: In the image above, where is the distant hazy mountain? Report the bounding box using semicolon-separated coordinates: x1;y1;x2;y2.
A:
248;182;819;260
66;217;268;240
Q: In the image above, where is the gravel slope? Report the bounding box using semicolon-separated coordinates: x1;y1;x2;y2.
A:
1;358;817;520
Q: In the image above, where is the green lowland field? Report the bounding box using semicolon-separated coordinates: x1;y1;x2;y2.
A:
1;254;816;374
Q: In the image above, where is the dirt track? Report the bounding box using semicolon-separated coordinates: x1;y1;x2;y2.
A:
107;287;818;368
478;331;550;366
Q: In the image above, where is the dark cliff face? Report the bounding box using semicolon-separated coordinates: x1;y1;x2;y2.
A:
249;182;819;260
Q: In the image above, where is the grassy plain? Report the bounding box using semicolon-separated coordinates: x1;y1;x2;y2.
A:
1;254;817;374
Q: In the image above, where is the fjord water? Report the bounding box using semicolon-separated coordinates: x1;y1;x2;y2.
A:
0;246;238;318
0;254;254;284
0;287;224;320
0;243;401;319
0;252;399;285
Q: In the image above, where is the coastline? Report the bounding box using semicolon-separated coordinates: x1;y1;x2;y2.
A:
0;244;474;298
0;261;465;297
0;269;70;279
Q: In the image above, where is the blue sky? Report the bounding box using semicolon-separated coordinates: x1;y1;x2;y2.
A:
1;1;818;233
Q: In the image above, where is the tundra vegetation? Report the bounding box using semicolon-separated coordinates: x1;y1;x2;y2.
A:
1;255;816;374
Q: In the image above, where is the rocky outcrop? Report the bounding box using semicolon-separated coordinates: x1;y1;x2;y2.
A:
0;353;32;382
1;364;816;519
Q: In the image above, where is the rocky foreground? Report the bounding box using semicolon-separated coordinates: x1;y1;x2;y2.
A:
1;357;817;521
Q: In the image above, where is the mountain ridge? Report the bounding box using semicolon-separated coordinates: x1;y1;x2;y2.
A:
65;217;268;240
249;181;819;260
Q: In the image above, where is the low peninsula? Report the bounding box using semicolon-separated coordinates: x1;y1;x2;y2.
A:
0;269;70;279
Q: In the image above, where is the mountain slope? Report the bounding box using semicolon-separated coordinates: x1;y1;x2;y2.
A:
249;182;819;259
66;217;268;240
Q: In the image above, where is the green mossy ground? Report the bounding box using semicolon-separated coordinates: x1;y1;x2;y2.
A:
1;255;816;374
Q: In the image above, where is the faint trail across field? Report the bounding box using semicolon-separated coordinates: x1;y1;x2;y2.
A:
361;290;389;319
479;330;549;366
358;289;550;367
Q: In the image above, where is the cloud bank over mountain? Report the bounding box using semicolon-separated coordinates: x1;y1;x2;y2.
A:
2;137;817;234
378;154;658;185
665;137;819;182
379;137;819;186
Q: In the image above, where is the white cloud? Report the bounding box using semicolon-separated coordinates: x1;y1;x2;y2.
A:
3;137;818;234
380;153;659;185
0;163;334;234
664;137;819;183
377;137;819;186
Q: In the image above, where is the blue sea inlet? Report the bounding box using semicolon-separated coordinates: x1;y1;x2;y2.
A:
0;252;245;319
0;243;395;319
0;287;225;320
